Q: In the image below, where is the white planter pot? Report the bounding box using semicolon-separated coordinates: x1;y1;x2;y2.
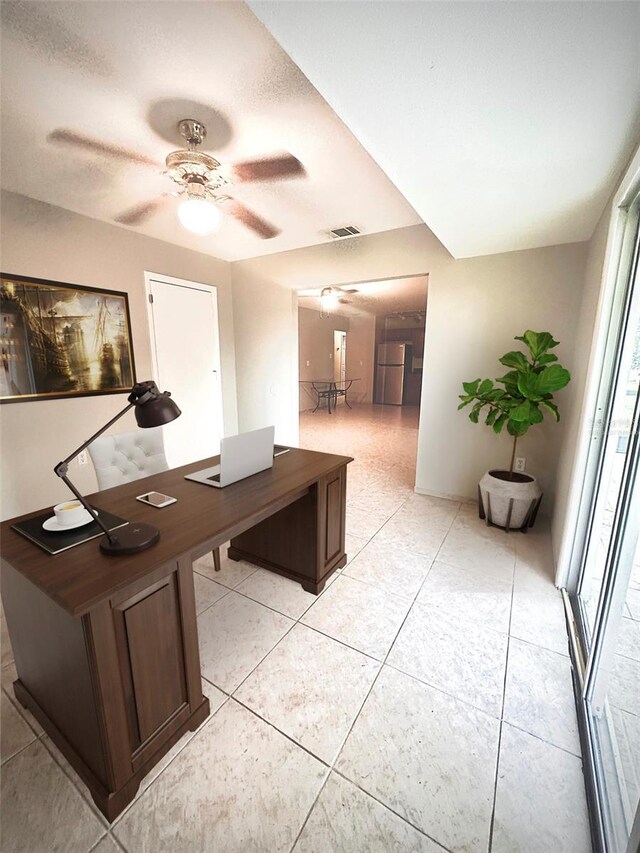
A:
478;470;542;531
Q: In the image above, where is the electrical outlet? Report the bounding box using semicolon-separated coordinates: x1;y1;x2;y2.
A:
514;457;526;472
77;450;88;466
306;360;310;367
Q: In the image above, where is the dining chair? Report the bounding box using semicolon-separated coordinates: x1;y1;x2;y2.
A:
88;428;221;571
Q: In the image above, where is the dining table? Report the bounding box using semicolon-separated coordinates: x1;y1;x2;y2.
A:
300;378;360;413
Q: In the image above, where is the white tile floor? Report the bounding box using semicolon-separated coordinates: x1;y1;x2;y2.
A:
0;404;592;852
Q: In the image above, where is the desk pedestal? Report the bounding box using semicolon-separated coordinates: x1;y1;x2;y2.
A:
228;464;348;593
3;556;209;822
1;451;351;823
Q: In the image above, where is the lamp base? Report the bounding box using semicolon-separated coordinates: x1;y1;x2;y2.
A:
100;522;160;556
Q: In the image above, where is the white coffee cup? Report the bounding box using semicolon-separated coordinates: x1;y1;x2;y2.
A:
53;500;87;527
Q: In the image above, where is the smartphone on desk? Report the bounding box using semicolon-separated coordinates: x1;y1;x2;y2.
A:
135;492;177;508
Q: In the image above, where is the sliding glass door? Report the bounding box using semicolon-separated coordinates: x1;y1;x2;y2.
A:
573;190;640;852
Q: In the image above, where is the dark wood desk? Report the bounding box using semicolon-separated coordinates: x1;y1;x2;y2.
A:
0;447;351;821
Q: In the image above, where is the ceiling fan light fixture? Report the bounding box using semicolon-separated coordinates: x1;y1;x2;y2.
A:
178;196;221;235
320;286;339;318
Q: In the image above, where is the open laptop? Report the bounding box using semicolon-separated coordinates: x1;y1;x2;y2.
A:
185;426;277;488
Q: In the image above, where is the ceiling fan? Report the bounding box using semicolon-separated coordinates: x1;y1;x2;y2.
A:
48;118;305;238
298;286;360;317
298;286;359;304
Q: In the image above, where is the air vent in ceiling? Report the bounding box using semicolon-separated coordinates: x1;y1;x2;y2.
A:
329;225;361;239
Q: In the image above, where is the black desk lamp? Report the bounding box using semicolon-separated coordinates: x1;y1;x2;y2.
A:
54;381;181;556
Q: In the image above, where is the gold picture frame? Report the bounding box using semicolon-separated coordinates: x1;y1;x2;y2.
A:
1;273;136;403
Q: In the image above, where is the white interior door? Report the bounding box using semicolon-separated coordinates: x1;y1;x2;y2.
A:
146;273;223;468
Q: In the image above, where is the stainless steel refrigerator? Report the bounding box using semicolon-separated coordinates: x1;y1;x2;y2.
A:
375;343;407;405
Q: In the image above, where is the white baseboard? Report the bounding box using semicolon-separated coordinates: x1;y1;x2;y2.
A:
413;486;476;504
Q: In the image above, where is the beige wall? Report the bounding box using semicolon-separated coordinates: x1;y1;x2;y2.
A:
345;312;376;404
0;191;238;519
230;224;588;513
230;263;299;445
550;206;610;572
419;243;587;509
298;307;349;411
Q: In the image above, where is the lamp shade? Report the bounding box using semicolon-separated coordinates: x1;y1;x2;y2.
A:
129;381;182;428
178;198;221;235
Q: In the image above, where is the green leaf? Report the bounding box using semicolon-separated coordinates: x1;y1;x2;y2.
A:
536;365;571;394
499;351;530;371
514;330;560;360
477;379;494;395
492;412;509;433
540;399;560;421
509;399;544;424
487;389;506;401
507;418;531;437
530;406;544;424
485;408;498;426
537;353;558;365
462;379;480;395
496;371;520;395
517;372;544;401
469;409;480;424
510;400;534;422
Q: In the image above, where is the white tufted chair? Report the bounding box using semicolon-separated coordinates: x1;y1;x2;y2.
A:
88;428;221;571
88;427;169;490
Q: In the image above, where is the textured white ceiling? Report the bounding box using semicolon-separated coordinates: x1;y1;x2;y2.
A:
297;276;428;318
251;1;640;258
0;1;421;262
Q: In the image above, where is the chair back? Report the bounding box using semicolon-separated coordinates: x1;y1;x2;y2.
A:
88;427;168;490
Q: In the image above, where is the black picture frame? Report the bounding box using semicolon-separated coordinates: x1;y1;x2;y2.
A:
0;273;136;404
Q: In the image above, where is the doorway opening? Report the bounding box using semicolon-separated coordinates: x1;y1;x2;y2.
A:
296;274;428;494
334;330;347;383
144;272;223;469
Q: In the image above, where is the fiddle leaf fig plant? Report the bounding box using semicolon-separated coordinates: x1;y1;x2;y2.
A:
458;330;571;476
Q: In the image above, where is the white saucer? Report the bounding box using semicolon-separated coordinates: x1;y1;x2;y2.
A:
43;509;98;532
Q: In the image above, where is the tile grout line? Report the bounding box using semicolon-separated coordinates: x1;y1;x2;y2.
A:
57;680;235;836
487;543;517;853
109;693;233;836
225;548;360;699
39;734;112;832
287;500;461;853
382;660;504;722
0;731;41;768
1;674;46;740
328;765;456;853
499;720;584;760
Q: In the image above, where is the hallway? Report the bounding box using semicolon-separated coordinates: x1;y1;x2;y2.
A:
300;402;419;489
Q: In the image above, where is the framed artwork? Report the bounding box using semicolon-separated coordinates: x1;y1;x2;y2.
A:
1;273;136;404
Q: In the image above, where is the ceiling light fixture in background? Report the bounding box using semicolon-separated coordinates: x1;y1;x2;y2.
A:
319;286;338;318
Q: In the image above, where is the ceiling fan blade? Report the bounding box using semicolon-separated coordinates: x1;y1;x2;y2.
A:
48;129;160;168
226;200;280;239
114;197;167;226
230;154;305;183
